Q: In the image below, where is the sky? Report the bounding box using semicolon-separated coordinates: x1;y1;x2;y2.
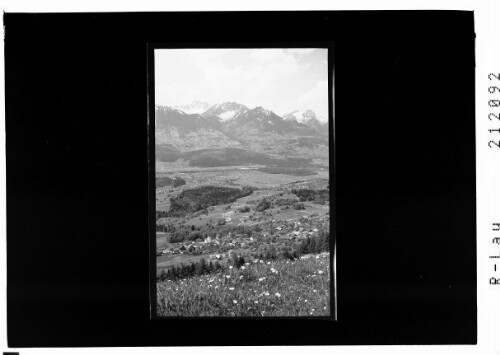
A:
155;48;331;118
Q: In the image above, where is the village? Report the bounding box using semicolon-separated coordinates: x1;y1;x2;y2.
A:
157;211;329;267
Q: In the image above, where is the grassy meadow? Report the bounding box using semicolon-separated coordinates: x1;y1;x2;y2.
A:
156;252;331;317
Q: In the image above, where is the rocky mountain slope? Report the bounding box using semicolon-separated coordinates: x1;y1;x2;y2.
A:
155;101;329;164
155;106;240;150
283;109;328;136
201;102;249;122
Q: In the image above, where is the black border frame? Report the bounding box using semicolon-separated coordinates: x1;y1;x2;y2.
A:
147;43;337;320
5;10;476;346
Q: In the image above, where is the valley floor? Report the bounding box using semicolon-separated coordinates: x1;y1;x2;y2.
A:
155;164;332;317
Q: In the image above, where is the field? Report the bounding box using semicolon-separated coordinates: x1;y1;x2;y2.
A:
157;252;330;317
155;160;332;317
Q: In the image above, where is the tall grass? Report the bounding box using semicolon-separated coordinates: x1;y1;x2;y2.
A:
157;252;330;317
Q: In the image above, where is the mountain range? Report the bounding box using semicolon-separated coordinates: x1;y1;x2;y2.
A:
156;101;329;167
283;109;327;133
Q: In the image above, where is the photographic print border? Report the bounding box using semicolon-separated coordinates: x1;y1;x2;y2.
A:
3;10;476;346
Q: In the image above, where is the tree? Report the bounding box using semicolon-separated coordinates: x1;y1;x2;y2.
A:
268;244;277;259
293;202;305;210
255;199;271;212
199;258;207;273
187;231;203;241
178;263;186;278
281;249;293;260
168;233;185;243
238;205;250;213
195;260;204;276
230;253;239;267
318;230;329;251
170;266;178;279
302;237;311;254
309;237;318;253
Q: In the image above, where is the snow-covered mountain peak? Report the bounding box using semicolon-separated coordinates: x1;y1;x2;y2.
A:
253;106;272;117
283;109;327;124
201;102;249;122
156;105;186;115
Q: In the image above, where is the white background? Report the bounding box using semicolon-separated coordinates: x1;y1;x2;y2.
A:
1;1;498;354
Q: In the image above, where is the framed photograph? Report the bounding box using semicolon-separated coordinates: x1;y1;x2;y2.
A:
4;10;478;348
148;45;336;318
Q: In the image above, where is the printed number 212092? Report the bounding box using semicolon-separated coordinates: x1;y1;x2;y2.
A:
488;73;500;149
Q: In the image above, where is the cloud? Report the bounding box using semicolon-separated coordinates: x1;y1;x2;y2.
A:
287;48;316;57
156;49;308;109
155;48;329;115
